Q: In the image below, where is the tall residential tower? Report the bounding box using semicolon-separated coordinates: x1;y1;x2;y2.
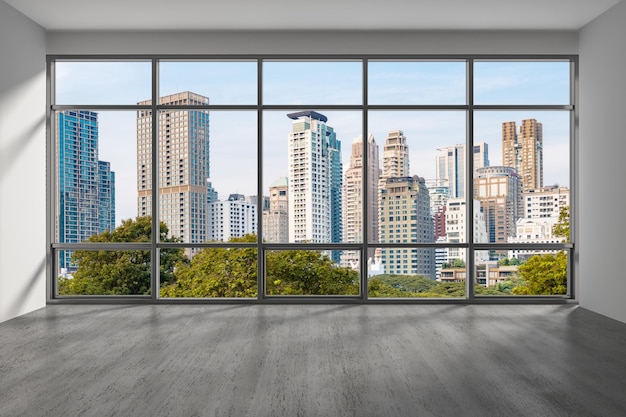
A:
137;92;210;245
502;119;543;192
287;111;342;246
56;110;115;271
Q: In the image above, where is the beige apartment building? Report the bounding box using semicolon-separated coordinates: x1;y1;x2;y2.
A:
263;177;289;243
137;91;211;245
502;119;543;192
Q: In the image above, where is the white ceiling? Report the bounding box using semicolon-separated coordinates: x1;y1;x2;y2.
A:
3;0;621;31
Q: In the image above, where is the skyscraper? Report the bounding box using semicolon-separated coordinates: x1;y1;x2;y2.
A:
378;131;435;278
98;161;115;234
341;134;380;266
475;166;522;248
137;92;210;245
436;142;489;199
379;175;435;278
502;119;543;192
56;110;115;271
287;111;342;246
263;177;289;243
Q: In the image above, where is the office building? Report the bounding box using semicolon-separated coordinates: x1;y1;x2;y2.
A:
379;175;435;278
263;177;289;243
137;92;210;245
427;179;450;240
287;111;342;246
475;166;522;246
56;110;115;271
502;119;543;192
444;198;488;264
208;194;257;242
341;134;380;266
435;142;489;199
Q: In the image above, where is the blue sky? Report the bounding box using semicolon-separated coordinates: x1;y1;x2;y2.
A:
55;60;571;226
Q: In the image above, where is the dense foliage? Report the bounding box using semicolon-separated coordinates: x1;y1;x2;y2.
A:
58;217;186;295
60;211;570;297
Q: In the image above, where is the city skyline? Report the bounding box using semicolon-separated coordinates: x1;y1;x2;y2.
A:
54;61;571;227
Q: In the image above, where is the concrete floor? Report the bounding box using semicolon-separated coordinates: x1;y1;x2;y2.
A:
1;304;625;417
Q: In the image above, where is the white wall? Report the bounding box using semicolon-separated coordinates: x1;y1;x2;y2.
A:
0;1;47;323
46;30;578;55
579;0;626;323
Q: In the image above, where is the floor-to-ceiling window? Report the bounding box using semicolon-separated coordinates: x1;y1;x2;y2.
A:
47;56;575;302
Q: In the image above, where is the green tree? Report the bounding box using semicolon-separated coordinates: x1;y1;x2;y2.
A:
512;252;567;295
367;278;410;297
499;257;521;266
441;259;466;269
266;250;359;295
160;235;257;298
370;274;438;295
552;206;570;242
58;217;187;295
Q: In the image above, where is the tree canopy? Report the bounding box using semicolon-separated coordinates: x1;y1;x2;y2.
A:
552;206;570;243
512;252;567;295
58;217;187;295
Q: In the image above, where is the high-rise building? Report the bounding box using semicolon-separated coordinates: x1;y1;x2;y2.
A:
287;111;342;247
475;166;522;248
342;134;380;266
56;110;115;271
137;92;210;245
379;175;435;279
502;119;543;192
378;132;434;278
435;142;489;199
263;177;289;243
427;179;450;240
98;161;115;234
208;194;257;242
444;198;488;265
381;130;409;180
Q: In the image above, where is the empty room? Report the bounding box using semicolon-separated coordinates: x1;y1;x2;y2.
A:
1;0;626;416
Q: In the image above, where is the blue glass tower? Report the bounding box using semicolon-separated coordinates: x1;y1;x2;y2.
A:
57;110;115;271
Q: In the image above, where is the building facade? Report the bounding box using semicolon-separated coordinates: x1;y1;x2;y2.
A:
523;185;569;220
435;142;489;199
502;119;543;192
287;111;342;246
379;176;435;279
208;194;257;242
263;177;289;243
56;110;115;271
475;166;522;247
341;134;380;266
137;92;210;245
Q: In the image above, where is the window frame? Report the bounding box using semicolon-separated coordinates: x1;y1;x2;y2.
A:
46;54;576;303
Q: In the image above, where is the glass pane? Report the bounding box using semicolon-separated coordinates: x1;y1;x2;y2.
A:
148;106;257;244
474;250;569;296
160;246;257;298
263;61;362;105
57;249;151;295
368;247;465;298
263;110;361;244
55;111;146;244
159;61;257;105
368;61;466;105
473;111;570;244
474;61;570;105
368;111;468;251
265;250;360;296
55;61;151;105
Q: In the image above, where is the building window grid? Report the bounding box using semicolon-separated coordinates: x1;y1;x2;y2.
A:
48;55;575;301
